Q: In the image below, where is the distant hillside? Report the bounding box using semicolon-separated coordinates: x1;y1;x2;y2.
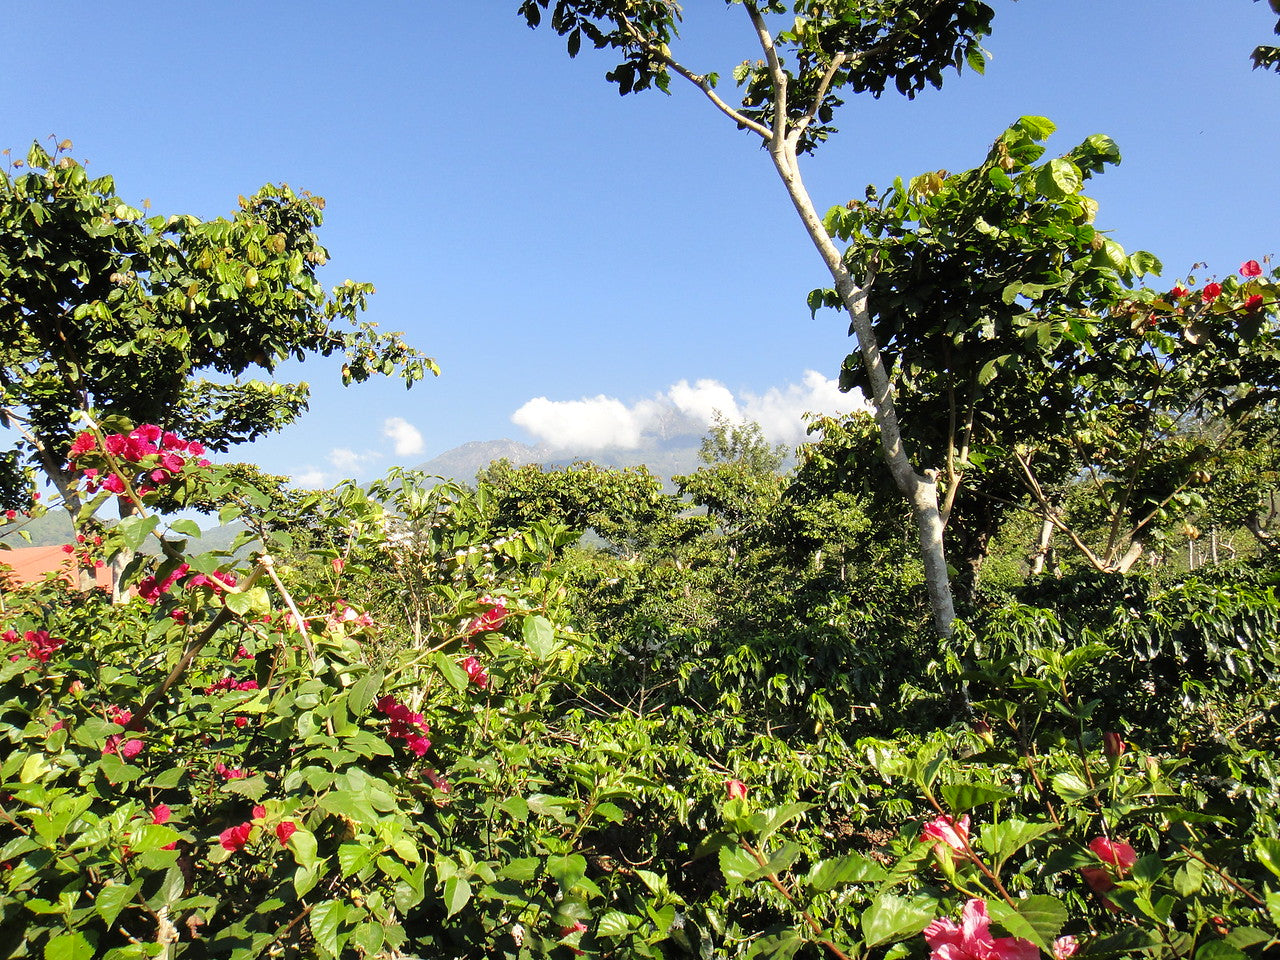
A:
1;506;247;556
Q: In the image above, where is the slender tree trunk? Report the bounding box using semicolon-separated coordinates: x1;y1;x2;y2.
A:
766;141;955;636
1029;515;1055;576
111;497;140;603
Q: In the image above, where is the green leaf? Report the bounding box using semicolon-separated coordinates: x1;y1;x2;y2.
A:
1036;158;1081;200
225;585;271;617
44;933;96;960
433;651;469;692
1016;115;1057;140
860;893;936;948
499;857;540;881
755;802;812;842
978;819;1056;866
806;852;887;891
719;845;758;887
1174;858;1205;896
597;910;633;937
347;670;383;717
94;881;142;927
168;518;202;538
443;877;472;917
310;899;348;957
986;895;1066;951
523;614;557;660
940;782;1015;813
1254;837;1280;879
1195;943;1247;960
116;515;160;551
1051;772;1092;802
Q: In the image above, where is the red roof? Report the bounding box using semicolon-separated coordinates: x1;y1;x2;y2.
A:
0;545;113;591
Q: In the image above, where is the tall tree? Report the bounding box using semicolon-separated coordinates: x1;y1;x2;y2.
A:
0;140;436;535
521;0;1000;634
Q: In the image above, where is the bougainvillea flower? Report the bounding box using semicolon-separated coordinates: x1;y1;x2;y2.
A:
462;656;489;688
923;899;1038;960
104;735;144;759
151;804;172;825
276;821;297;845
1240;260;1263;277
725;778;748;800
219;822;253;852
922;814;971;854
68;432;97;457
1202;282;1223;302
107;705;132;726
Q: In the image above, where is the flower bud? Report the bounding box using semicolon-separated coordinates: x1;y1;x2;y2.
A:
725;778;748;801
1102;732;1126;757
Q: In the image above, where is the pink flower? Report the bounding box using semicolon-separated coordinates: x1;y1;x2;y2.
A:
215;762;248;780
219;822;253;852
1052;935;1079;960
332;558;345;573
467;598;508;635
1202;282;1223;302
151;804;172;825
1240;260;1263;278
68;432;97;457
923;899;1038;960
131;424;162;444
425;767;452;793
233;645;252;661
101;474;126;494
1081;836;1137;892
463;656;489;688
187;442;206;457
276;821;297;845
252;805;266;820
61;543;75;554
104;735;144;759
107;705;132;726
725;779;748;800
922;814;971;856
1102;732;1126;757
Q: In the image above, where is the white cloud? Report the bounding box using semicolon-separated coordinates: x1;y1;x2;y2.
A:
512;395;653;451
327;447;380;471
511;372;867;450
383;417;425;457
293;468;330;489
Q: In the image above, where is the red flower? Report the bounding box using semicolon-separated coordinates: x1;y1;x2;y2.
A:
923;899;1037;960
1202;282;1223;302
1170;285;1190;299
922;813;971;856
1240;260;1263;278
234;716;248;728
276;821;297;845
463;656;489;688
252;805;267;820
725;778;748;801
104;735;144;759
101;474;126;494
1245;294;1264;312
151;804;172;825
467;597;508;635
1102;732;1126;757
61;544;75;554
68;432;97;457
219;822;253;852
1081;836;1137;892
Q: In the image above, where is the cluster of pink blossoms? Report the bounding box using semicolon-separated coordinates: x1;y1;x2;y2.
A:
4;628;66;664
467;596;508;636
102;705;143;759
219;805;297;853
375;694;431;756
204;676;258;695
138;563;236;607
1167;260;1271;314
68;424;211;498
924;899;1037;960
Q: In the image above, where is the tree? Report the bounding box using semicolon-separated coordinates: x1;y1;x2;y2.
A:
0;140;436;541
1254;0;1280;71
521;0;1001;635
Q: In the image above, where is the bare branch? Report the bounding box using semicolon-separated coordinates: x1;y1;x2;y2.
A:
743;1;788;144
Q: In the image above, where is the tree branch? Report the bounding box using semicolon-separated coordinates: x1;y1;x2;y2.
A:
743;2;788;146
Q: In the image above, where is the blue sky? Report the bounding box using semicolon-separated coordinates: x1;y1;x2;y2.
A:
5;2;1278;485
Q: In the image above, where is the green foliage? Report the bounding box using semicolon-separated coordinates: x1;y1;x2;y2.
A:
0;139;436;511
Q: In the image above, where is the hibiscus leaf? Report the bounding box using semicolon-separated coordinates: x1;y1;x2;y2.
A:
940;782;1015;813
806;852;887;892
977;819;1056;868
986;895;1065;951
859;893;936;948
